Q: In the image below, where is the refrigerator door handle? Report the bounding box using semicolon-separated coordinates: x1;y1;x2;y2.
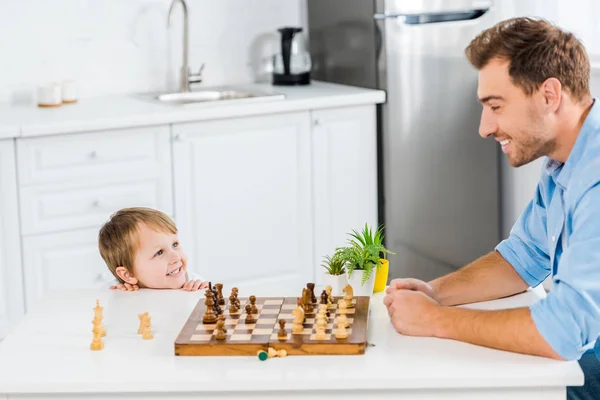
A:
374;9;488;24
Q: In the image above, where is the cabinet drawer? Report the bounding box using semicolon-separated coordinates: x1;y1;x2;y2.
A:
16;126;170;186
19;179;172;235
21;228;115;310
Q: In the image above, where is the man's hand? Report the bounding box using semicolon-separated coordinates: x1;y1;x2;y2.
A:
109;283;139;291
182;280;209;292
386;278;439;302
383;289;442;337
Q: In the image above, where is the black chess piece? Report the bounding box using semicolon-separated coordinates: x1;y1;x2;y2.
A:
307;283;317;303
320;290;328;304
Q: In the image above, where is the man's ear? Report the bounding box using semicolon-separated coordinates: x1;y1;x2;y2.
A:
115;266;138;285
541;77;562;113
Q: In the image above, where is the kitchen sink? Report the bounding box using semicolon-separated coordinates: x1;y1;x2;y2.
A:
146;87;285;106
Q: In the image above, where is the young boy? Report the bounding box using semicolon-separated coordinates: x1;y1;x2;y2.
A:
98;207;208;292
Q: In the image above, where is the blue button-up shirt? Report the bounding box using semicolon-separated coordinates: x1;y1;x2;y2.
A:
496;99;600;361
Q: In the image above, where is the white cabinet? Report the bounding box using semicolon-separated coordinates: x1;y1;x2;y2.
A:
172;112;314;293
311;106;378;284
0;140;24;339
17;126;173;309
21;228;113;309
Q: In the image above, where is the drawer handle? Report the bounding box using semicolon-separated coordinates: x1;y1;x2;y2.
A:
92;198;104;208
89;151;98;159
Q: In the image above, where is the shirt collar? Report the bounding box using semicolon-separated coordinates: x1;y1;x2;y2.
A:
544;98;600;188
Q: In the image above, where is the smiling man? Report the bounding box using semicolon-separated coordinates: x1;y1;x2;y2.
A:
383;17;600;399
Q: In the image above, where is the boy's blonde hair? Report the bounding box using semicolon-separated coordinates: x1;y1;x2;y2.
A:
98;207;177;282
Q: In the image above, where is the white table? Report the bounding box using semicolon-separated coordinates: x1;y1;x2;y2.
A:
0;287;583;399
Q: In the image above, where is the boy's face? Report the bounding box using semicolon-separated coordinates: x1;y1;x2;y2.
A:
131;222;189;289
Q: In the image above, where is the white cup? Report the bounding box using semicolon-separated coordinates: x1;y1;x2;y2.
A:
61;80;77;103
37;83;62;107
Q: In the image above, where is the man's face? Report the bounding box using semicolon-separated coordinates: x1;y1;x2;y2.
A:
477;58;556;167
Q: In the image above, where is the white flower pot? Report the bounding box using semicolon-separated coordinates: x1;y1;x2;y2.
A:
322;273;347;297
346;269;375;297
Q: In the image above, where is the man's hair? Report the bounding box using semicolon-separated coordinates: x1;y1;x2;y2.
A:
98;207;177;282
465;17;590;101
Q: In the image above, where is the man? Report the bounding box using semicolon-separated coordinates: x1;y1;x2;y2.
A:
383;17;600;399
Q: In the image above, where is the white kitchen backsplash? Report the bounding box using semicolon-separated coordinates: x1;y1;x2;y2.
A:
0;0;305;104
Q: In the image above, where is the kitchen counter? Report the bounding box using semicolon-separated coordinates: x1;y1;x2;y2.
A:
0;287;583;399
0;81;385;138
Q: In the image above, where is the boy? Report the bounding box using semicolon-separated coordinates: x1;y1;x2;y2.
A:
98;207;208;292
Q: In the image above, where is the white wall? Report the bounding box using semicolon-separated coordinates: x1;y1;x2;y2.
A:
0;0;304;105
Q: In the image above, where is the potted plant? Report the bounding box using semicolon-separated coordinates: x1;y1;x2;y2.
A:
339;224;393;296
321;249;347;296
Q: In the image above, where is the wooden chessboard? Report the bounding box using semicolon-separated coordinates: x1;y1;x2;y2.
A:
174;296;370;356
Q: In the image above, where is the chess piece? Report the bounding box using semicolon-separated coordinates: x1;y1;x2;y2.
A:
337;312;350;329
320;290;328;305
325;285;333;306
307;283;317;303
245;304;256;324
228;296;239;314
231;287;240;309
343;283;354;308
93;300;106;337
277;319;287;339
315;327;327;341
215;283;225;305
302;288;313;314
218;314;227;333
141;313;153;340
202;290;218;324
268;347;287;358
335;315;349;339
318;304;328;322
90;321;104;351
291;306;304;334
249;295;258;314
215;317;227;340
338;299;347;314
213;300;222;316
138;312;145;334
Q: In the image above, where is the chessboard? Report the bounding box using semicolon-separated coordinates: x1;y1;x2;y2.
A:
174;289;370;356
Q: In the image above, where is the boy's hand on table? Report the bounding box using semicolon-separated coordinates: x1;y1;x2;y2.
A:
109;283;139;291
182;280;209;292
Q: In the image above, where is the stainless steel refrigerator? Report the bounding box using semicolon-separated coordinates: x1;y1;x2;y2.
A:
307;0;501;282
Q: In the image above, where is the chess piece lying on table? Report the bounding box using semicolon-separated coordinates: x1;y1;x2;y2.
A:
257;347;287;360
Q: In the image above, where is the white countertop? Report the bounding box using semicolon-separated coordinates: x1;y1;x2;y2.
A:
0;81;386;139
0;287;583;396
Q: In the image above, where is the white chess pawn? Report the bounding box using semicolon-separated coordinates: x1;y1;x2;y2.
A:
335;315;348;339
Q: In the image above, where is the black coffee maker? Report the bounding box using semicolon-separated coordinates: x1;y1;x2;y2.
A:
272;27;312;85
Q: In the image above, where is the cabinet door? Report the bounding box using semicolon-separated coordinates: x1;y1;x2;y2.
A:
21;228;114;310
311;106;378;284
0;140;24;339
172;112;313;294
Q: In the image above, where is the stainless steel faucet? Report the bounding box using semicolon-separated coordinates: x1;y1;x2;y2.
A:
167;0;204;92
